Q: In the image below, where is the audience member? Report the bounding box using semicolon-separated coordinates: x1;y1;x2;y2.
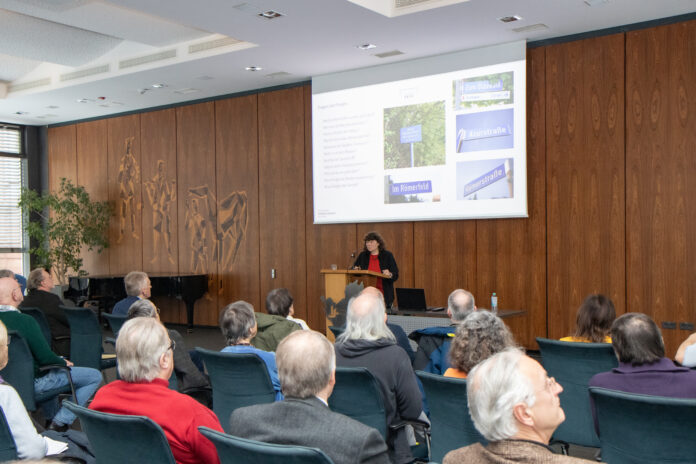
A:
0;320;94;462
0;277;101;432
251;293;302;351
410;288;477;372
0;269;26;295
111;271;150;316
675;331;696;367
19;268;71;357
444;310;516;378
219;301;283;400
230;330;389;464
444;348;591;463
590;312;696;397
266;288;309;330
89;318;223;464
335;291;423;464
560;294;615;343
127;299;209;392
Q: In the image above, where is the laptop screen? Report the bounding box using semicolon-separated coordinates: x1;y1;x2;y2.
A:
395;288;427;311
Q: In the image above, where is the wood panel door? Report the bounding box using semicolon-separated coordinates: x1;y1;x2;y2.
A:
304;86;357;331
176;103;218;325
626;21;696;356
47;125;77;190
414;220;476;309
76;120;109;276
258;87;307;315
107;114;143;274
141;109;179;275
216;95;261;311
477;47;547;348
546;34;625;340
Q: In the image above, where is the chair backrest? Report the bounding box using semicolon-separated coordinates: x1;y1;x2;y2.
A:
0;406;18;460
198;426;334;464
19;307;51;346
62;306;104;370
328;367;387;439
416;371;485;462
0;331;38;410
589;387;696;464
103;313;127;336
63;401;176;464
195;348;276;432
536;337;617;448
328;326;344;339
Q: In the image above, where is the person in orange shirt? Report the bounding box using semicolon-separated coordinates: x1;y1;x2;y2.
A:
560;294;615;344
444;311;516;379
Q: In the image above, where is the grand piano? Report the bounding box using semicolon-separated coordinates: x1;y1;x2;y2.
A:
65;273;208;332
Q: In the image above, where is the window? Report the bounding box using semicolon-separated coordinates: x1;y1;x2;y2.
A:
0;125;27;277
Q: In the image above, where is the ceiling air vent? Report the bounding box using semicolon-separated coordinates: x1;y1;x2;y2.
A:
512;23;549;33
119;50;177;70
8;78;51;93
189;37;243;54
60;64;110;82
374;50;404;58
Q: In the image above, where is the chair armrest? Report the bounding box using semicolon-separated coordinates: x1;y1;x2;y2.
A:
37;364;77;404
53;335;71;341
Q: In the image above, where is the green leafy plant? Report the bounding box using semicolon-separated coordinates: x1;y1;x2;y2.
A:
19;178;111;285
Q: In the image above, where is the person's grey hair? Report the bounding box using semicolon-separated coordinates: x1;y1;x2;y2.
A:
127;299;157;319
26;269;46;291
276;330;335;398
449;311;516;374
336;293;395;343
467;348;535;441
124;271;149;297
0;320;7;368
219;301;257;345
0;270;14;279
448;289;475;322
116;317;170;382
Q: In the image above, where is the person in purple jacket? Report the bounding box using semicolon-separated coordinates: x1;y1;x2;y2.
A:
589;312;696;424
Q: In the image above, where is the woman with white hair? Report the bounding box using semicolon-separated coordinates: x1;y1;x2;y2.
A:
334;291;422;464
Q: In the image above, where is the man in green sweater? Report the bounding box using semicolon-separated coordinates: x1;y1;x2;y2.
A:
0;277;102;431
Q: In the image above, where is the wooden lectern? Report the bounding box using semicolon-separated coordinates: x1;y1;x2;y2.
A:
320;269;387;340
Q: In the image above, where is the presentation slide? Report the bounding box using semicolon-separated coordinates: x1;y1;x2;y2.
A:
312;41;526;223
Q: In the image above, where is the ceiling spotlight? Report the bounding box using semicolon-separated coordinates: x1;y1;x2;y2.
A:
258;10;283;19
46;105;59;109
245;66;263;72
151;83;166;88
77;98;89;103
357;43;377;50
498;15;523;23
14;111;27;115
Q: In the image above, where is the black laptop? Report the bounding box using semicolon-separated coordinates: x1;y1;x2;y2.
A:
395;288;444;312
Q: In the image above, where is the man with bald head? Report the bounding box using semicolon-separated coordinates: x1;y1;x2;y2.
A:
0;277;101;432
410;288;477;372
230;330;389;464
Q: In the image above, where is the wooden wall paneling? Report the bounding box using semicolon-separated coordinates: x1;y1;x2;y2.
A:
258;87;307;315
356;222;415;293
76;120;110;276
413;220;476;308
141;109;183;324
107;115;143;275
476;47;547;349
303;85;357;331
546;34;625;340
626;21;696;356
215;95;261;311
47;125;77;191
176;103;218;326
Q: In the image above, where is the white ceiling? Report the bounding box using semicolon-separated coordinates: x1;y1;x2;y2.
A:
0;0;694;126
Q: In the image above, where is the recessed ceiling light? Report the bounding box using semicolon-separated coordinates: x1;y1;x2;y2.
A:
196;75;214;80
46;105;59;109
77;98;89;103
498;15;523;23
151;83;166;88
245;66;263;72
357;43;377;50
174;88;200;95
584;0;609;5
14;111;27;115
258;10;284;19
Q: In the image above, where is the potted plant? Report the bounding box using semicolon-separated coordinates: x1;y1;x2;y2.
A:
19;177;111;285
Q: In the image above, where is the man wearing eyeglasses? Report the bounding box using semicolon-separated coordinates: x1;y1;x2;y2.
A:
443;348;592;463
89;317;223;464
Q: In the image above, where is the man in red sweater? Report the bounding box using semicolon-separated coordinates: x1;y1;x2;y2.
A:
90;317;222;464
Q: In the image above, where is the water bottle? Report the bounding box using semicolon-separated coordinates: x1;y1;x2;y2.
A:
491;292;498;314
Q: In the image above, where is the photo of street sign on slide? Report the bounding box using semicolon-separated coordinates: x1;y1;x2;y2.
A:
383;101;445;169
